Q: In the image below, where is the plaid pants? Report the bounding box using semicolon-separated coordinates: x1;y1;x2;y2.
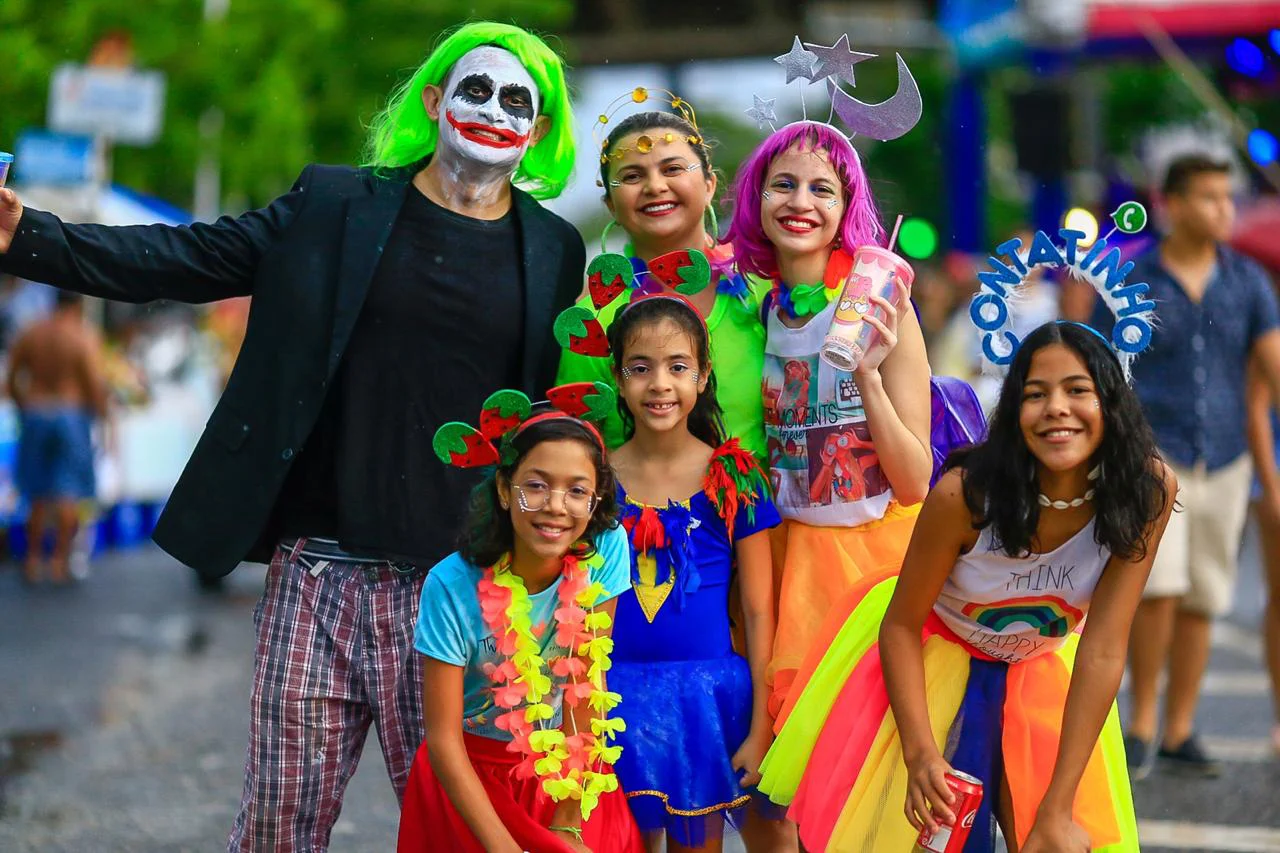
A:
228;541;426;852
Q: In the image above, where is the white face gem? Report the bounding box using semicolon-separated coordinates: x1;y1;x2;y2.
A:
438;47;541;170
826;198;838;209
762;190;772;200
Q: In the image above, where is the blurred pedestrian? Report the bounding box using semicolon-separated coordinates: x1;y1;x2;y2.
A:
0;21;583;852
5;290;107;585
1091;154;1280;777
1246;354;1280;757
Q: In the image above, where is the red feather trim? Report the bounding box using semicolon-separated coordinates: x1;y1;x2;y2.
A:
702;439;770;541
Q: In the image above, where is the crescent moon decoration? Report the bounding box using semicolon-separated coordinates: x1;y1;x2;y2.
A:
827;53;923;142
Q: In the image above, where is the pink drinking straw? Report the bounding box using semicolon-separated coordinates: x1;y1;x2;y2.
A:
887;214;904;253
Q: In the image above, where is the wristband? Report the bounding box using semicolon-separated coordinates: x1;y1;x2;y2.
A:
549;824;583;842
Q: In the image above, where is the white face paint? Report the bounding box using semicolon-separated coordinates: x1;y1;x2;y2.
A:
437;46;541;170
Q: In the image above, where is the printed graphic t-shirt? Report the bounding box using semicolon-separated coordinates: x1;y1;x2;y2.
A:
763;296;893;527
414;525;631;740
933;519;1110;664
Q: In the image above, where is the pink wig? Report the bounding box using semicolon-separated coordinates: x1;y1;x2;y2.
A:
725;122;884;280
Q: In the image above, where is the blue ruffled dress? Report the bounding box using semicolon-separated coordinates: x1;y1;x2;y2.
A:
609;442;782;846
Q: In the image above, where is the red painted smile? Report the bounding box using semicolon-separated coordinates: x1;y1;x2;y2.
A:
446;112;529;149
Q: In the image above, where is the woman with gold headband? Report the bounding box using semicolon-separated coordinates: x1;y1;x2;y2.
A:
556;89;771;464
555;90;796;851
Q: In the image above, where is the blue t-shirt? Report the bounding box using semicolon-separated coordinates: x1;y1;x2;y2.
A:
415;525;631;740
1090;244;1280;470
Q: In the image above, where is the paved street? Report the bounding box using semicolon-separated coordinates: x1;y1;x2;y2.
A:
0;524;1276;852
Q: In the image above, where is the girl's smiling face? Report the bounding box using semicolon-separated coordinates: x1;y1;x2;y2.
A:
498;438;598;566
759;143;844;274
1019;343;1105;474
617;319;708;436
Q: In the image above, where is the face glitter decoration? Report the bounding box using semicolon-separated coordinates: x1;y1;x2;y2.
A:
438;47;541;169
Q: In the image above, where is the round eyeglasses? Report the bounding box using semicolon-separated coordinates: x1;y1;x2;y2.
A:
514;480;598;518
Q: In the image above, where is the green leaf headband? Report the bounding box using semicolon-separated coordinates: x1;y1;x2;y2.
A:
432;384;615;469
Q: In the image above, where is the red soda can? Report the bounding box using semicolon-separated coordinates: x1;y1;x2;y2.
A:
914;769;983;853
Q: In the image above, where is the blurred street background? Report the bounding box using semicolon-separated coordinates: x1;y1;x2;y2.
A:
3;0;1280;850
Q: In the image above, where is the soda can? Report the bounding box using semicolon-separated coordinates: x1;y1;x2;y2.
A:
0;153;12;189
914;769;983;853
819;245;915;372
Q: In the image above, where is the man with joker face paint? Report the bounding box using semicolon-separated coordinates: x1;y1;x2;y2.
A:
0;21;590;851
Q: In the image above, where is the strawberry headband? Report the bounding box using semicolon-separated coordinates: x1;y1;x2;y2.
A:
554;248;712;359
432;383;614;469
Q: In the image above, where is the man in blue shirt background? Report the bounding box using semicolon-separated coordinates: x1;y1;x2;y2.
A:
1092;154;1280;777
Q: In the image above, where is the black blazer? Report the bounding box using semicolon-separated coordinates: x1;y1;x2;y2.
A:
0;164;586;578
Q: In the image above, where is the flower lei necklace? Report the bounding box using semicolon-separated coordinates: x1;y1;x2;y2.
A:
477;550;625;820
772;278;834;319
768;248;854;321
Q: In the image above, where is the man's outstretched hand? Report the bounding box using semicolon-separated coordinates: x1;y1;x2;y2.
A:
0;189;24;254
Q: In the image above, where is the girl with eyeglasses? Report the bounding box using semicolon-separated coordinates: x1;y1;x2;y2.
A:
397;395;644;853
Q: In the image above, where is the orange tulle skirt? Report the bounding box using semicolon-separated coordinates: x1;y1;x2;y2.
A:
767;502;919;719
397;733;644;853
758;574;1138;853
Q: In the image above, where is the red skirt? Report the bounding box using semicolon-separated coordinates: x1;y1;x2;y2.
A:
397;733;644;853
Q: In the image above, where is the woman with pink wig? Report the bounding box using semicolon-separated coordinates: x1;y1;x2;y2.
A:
725;122;933;718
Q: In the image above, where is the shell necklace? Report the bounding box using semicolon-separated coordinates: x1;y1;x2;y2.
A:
1038;465;1100;510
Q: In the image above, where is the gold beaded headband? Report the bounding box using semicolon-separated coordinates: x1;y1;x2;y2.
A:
593;87;707;187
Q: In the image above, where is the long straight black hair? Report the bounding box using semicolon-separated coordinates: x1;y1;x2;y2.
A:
608;296;726;449
949;322;1169;560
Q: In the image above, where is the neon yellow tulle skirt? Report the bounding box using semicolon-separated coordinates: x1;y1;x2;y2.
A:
758;574;1138;853
767;503;919;719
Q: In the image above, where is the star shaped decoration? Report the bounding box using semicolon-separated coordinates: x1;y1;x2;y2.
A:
804;35;876;87
774;36;819;85
745;94;778;130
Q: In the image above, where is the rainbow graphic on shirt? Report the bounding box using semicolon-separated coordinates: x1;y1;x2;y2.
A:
962;595;1085;639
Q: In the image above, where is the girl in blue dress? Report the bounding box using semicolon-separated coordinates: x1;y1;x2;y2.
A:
603;292;793;850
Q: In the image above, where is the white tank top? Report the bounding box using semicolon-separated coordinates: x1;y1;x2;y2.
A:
762;298;894;527
933;519;1110;664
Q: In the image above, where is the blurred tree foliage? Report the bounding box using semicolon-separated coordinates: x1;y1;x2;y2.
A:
1099;61;1206;157
0;0;571;211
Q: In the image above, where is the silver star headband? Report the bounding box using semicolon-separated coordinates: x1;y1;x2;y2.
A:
747;34;923;144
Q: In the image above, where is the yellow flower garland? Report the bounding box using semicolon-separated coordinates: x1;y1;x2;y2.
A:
481;551;625;821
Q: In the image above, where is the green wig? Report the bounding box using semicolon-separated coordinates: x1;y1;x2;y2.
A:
362;22;575;200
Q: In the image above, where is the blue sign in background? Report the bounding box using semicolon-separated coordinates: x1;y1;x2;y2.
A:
941;0;1025;68
13;129;96;186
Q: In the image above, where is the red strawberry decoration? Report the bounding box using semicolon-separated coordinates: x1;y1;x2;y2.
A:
554;306;609;357
547;381;615;422
477;390;532;442
432;423;499;468
586;253;633;309
647;249;710;296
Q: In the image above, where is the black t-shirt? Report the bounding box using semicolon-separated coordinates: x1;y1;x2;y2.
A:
276;187;525;564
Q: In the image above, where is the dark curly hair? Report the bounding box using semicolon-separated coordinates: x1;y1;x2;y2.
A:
608;296;726;449
949;321;1169;560
458;414;619;568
